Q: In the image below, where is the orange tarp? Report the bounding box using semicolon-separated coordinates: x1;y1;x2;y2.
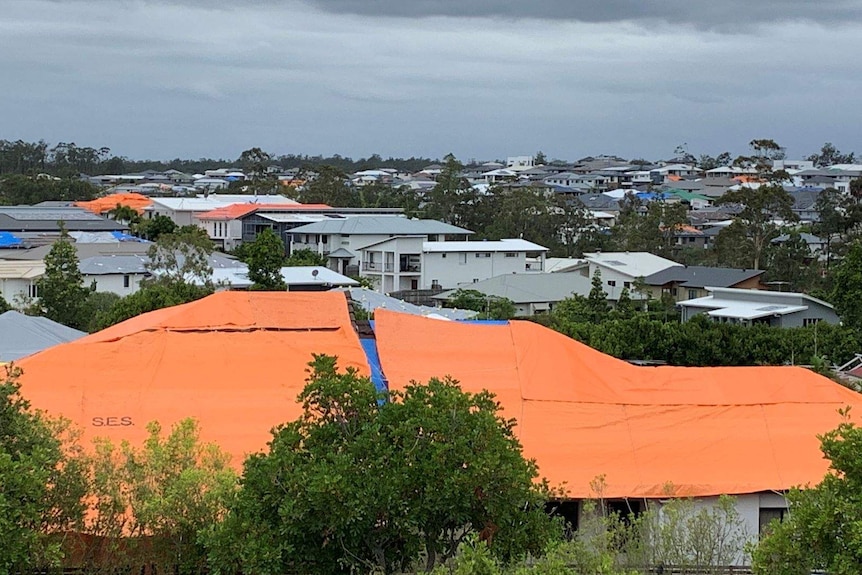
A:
75;193;153;215
374;311;862;499
16;292;369;464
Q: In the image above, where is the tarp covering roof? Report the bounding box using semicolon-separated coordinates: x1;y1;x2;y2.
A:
0;311;86;362
75;193;153;215
373;310;862;499
16;292;370;460
0;231;23;247
15;292;862;500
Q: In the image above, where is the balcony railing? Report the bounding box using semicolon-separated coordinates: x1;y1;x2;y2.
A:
362;262;394;272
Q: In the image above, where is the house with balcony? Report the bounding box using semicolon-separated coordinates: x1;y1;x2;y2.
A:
360;238;548;293
678;287;838;327
287;217;472;278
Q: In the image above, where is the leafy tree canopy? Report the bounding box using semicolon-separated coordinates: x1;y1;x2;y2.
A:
212;355;556;575
284;247;328;267
36;230;91;329
245;228;286;290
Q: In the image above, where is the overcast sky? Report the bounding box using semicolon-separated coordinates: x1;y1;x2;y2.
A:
2;0;860;163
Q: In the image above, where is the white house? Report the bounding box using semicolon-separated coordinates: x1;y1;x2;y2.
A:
79;255;149;296
287;217;473;277
146;194;296;228
360;238;548;293
579;252;678;300
0;260;45;305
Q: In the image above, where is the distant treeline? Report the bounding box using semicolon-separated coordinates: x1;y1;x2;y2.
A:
0;139;439;176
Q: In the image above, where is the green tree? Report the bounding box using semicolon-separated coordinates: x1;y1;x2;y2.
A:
284;247;328;267
106;203;141;226
212;355;556;575
445;289;516;320
829;241;862;330
92;282;211;330
245;228;286;290
424;153;477;228
0;173;98;205
587;269;610;322
715;184;796;270
764;232;822;292
0;294;9;313
0;366;87;573
145;229;214;288
238;147;278;195
36;231;90;329
752;413;862;575
79;291;122;333
83;418;237;573
297;165;358;207
807;142;855;167
135;214;177;241
614;287;634;319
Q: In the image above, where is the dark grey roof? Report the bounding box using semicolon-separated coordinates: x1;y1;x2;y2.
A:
79;255;149;275
577;194;621;210
288;217;472;236
0;206;127;233
787;189;821;211
0;311;86;361
644;265;763;289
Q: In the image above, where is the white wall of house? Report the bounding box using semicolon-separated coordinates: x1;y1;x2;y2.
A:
422;251;530;290
205;219;243;250
584;263;644;300
83;273;146;296
0;277;39;306
359;236;425;293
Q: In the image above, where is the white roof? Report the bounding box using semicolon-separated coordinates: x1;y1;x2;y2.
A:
207;265;358;289
544;257;585;273
0;260;46;280
148;194;295;213
584;252;677;278
422;239;548;253
679;295;808;320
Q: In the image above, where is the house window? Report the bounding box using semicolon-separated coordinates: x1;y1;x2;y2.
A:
688;289;698;300
476;252;491;258
322;235;329;244
28;282;38;299
441;253;447;258
428;234;438;241
504;252;518;258
803;318;822;327
607;280;616;287
671;288;678;296
459;253;467;265
759;508;787;535
123;275;130;288
624;282;631;288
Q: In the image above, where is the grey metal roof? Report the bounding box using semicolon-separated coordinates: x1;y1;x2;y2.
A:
435;272;592;304
288;217;472;236
344;288;476;320
0;206;127;232
79;255;149;275
644;266;764;289
0;311;86;361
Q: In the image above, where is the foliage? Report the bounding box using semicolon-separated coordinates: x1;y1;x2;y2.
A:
135;214;177;241
284;247;328;267
36;231;91;330
0;173;98;205
763;231;823;292
446;289;516;320
238;147;278;195
212;355;556;575
752;414;862;575
106;204;142;226
830;241;862;330
543;312;860;368
92;282;212;330
423;153;478;228
295;165;358;207
79;291;122;333
612;198;688;258
244;228;286;290
81;418;238;573
0;365;87;573
807;142;855;167
145;229;214;288
713;220;756;269
715;184;796;270
0;294;9;314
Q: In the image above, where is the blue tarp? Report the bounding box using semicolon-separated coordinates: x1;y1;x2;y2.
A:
0;232;23;247
110;231;148;242
359;338;389;393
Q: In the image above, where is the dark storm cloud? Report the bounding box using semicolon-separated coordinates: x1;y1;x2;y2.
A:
302;0;862;27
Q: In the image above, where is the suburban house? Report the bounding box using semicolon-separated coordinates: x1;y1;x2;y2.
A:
643;266;765;302
144;194;297;228
770;232;827;260
0;259;45;305
574;252;678;300
287;217;472;278
0;206;127;240
677;287;839;327
80;255;149;296
353;236;547;293
433;272;591;316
